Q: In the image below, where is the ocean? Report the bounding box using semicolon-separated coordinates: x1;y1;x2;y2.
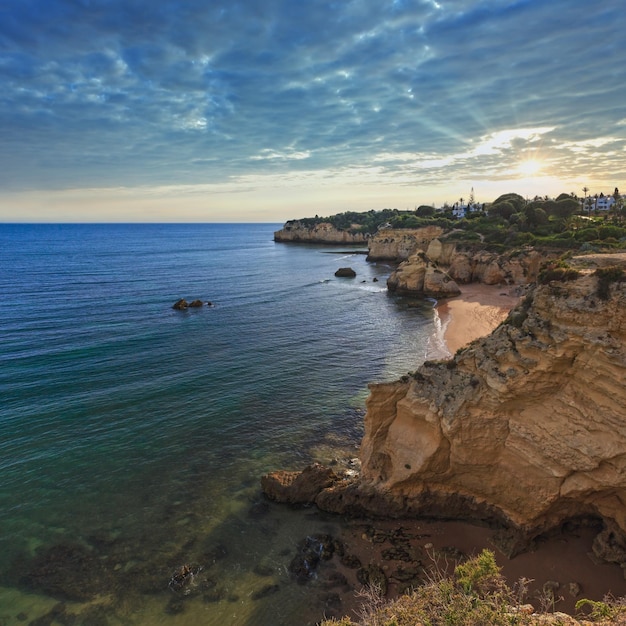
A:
0;223;445;625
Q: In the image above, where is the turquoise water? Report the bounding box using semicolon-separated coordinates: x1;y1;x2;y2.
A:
0;223;442;625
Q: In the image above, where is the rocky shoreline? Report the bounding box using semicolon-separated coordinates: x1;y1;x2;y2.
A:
262;244;626;620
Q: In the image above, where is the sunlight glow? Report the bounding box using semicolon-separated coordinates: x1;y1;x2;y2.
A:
517;159;542;176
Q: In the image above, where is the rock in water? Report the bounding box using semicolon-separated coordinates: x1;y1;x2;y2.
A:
335;267;356;278
261;463;339;504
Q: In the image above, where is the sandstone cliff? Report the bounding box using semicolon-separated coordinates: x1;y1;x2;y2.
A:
343;264;625;553
264;259;626;565
386;251;461;298
369;228;550;295
274;221;368;244
367;227;444;261
441;247;549;285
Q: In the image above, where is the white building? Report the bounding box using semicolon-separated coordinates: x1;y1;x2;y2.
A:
452;203;482;219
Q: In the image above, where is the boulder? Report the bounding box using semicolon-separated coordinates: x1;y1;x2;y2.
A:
173;299;188;310
423;266;461;297
261;464;339;504
335;267;356;278
387;252;460;297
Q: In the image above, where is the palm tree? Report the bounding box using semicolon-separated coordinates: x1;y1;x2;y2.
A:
582;186;589;215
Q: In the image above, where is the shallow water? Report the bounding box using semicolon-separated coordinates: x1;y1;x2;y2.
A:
0;223;444;625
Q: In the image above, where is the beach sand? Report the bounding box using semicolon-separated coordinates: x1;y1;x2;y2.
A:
437;283;522;355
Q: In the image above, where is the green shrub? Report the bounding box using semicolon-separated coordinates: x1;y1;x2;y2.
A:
538;260;581;284
595;266;626;300
598;225;626;240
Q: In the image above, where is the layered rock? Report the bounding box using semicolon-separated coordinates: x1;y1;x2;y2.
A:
387;252;461;298
387;239;549;288
358;269;625;547
274;221;368;244
370;227;551;293
367;227;444;261
442;247;549;285
263;261;626;564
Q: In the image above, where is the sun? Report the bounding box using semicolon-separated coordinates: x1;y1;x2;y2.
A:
517;159;542;176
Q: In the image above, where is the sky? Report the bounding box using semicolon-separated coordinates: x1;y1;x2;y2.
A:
0;0;624;222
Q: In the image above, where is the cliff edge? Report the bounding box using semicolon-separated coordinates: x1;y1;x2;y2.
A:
264;257;626;566
274;220;368;245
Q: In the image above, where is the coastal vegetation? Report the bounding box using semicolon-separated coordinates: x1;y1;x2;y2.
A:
294;191;626;252
320;549;626;626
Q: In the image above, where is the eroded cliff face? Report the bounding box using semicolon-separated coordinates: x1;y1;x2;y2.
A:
387;252;461;298
355;270;626;546
371;228;550;296
367;227;444;261
442;247;549;285
274;221;368;244
261;253;626;563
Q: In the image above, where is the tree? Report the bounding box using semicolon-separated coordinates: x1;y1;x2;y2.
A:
582;186;590;215
552;197;579;220
524;204;548;228
488;201;516;220
492;193;526;212
416;205;435;217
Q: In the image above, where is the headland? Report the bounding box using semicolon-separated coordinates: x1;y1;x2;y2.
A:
265;200;626;622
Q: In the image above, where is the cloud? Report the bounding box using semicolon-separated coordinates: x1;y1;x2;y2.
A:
0;0;623;213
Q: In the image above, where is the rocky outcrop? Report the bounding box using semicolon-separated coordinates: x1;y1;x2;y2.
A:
367;227;444;261
274;221;368;245
387;252;461;298
371;228;551;288
335;267;357;278
357;267;626;551
263;261;626;566
172;299;212;309
391;239;549;286
261;464;339;504
443;248;549;285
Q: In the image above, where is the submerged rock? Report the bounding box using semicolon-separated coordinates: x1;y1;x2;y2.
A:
20;542;114;601
289;535;336;584
357;564;388;595
168;564;203;594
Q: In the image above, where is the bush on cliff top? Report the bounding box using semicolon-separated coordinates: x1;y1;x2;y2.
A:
538;260;581;284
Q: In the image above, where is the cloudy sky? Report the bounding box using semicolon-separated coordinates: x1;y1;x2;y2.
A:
1;0;624;222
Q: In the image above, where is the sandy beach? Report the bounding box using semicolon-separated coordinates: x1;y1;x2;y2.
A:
437;283;523;355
